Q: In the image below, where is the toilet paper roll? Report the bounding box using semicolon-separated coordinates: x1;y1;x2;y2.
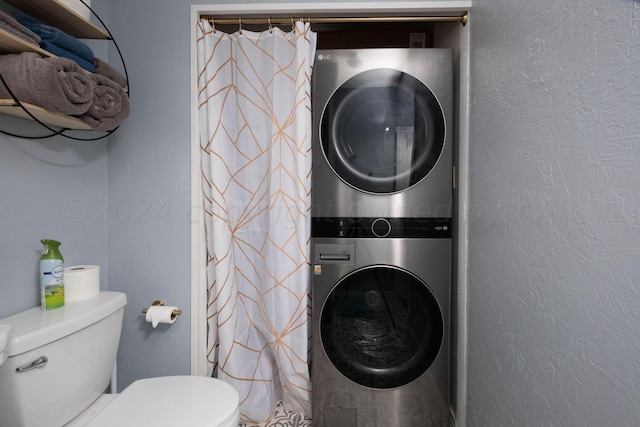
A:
64;265;100;302
145;306;178;328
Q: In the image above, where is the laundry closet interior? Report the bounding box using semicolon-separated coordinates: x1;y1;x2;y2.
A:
192;3;471;426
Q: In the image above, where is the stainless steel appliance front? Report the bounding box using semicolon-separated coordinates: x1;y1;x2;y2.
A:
311;238;451;427
312;48;453;219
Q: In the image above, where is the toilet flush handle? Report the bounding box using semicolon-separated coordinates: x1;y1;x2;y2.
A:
16;356;48;373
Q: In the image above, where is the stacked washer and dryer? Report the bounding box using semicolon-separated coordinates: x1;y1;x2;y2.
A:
311;49;453;427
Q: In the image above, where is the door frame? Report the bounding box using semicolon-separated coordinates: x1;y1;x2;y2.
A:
189;3;471;425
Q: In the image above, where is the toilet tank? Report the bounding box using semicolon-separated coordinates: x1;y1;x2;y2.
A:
0;292;127;427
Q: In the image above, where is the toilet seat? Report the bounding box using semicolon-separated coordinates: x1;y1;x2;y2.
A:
87;376;240;427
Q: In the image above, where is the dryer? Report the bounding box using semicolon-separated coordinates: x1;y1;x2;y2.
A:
311;230;451;426
312;48;453;219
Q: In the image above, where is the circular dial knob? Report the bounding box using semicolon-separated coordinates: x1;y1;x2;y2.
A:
371;218;391;237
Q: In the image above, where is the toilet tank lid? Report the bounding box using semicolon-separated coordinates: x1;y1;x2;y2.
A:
0;292;127;357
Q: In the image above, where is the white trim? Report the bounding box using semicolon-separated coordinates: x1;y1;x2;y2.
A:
190;5;208;377
190;1;471;422
192;2;471;16
455;21;471;427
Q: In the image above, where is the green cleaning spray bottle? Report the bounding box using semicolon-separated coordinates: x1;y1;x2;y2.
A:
40;239;64;310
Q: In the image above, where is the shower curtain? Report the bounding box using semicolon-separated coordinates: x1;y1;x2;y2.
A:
196;20;316;423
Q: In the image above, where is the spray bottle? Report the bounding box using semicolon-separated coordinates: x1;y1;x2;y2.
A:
40;239;64;310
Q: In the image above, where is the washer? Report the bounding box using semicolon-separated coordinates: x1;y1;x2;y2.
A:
312;48;453;219
311;229;451;426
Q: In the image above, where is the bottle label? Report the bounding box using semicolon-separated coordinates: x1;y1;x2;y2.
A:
41;259;64;310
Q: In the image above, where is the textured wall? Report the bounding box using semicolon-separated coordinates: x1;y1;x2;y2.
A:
467;0;640;425
105;0;193;387
0;134;108;317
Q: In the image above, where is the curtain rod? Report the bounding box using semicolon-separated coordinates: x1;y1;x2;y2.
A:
200;13;469;27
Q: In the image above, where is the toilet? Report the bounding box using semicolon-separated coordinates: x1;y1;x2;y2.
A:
0;292;240;427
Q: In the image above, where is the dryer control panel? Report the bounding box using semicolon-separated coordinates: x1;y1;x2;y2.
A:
312;217;451;238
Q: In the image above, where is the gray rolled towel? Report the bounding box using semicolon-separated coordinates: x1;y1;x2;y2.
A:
79;73;130;131
93;58;127;89
0;52;93;115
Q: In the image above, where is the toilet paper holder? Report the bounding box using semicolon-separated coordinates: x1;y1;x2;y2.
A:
141;300;182;319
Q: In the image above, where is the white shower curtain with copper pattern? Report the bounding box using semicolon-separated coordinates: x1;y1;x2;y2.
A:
196;21;316;423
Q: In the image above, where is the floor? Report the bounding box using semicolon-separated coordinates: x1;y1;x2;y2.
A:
239;403;312;427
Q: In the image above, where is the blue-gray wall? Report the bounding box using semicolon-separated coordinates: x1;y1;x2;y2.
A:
467;0;640;425
0;134;108;316
106;0;193;385
1;0;639;424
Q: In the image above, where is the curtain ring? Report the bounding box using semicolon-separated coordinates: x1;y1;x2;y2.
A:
238;17;242;33
208;18;216;33
268;17;273;33
291;17;295;33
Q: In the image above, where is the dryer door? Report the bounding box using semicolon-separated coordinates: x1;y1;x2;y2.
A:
320;265;444;389
320;68;446;194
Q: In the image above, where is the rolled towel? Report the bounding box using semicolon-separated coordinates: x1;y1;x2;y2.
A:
0;52;93;115
17;13;94;62
93;58;127;88
0;11;41;46
79;73;130;131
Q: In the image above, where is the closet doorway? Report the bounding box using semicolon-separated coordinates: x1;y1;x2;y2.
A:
190;3;471;425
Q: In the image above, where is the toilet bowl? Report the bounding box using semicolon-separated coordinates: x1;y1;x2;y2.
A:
0;292;240;427
86;376;240;427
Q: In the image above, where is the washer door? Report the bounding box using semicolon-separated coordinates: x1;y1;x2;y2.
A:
320;68;446;194
320;266;444;389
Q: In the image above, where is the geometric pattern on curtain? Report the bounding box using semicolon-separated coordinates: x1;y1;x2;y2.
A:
196;20;316;424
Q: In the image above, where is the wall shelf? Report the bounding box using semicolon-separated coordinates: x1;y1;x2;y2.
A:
0;0;127;135
0;28;54;56
0;99;91;130
2;0;109;39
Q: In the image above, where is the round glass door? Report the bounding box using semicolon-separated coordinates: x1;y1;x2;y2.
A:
320;266;444;389
320;68;445;194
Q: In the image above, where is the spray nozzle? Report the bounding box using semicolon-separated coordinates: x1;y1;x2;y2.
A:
40;239;63;261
